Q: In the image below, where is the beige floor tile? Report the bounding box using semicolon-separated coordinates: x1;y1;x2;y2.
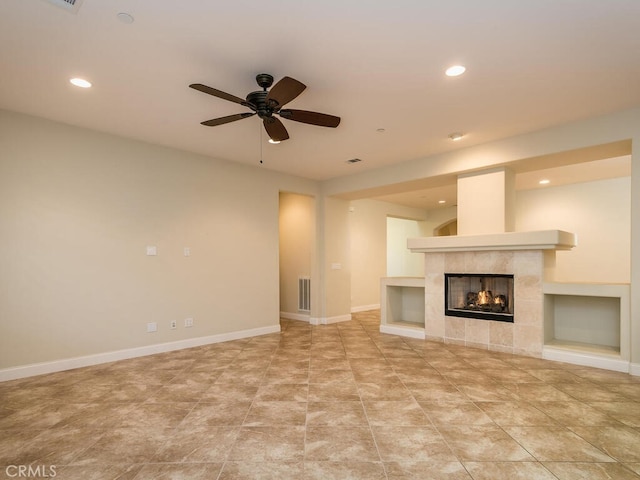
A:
3;311;640;479
569;425;640;462
502;383;577;401
200;384;258;402
305;426;379;461
438;425;534;461
384;461;471;479
303;461;386;480
180;400;252;426
357;382;414;401
229;426;306;462
533;401;622;426
454;382;520;402
503;425;614;462
363;400;430;426
625;463;640;476
244;401;307;426
153;425;240;463
588;401;640;427
308;382;360;402
133;463;223;480
255;383;309;402
542;462;640;480
405;383;468;403
306;401;368;426
1;425;101;466
219;461;304;479
476;401;557;426
555;383;631;402
420;401;493;426
48;464;142;480
116;402;193;428
463;461;557;480
524;368;585;383
73;426;173;465
371;426;457;462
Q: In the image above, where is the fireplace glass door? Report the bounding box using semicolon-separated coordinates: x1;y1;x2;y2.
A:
445;273;514;322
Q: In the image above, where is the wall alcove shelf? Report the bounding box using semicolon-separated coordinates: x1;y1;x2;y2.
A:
380;277;425;339
543;282;630;372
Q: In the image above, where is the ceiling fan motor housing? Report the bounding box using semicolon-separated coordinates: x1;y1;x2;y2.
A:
246;91;272;118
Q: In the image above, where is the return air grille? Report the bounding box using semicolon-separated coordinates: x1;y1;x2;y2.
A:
298;277;311;312
44;0;84;13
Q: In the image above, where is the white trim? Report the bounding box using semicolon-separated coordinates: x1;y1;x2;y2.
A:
542;346;630;373
630;363;640;377
0;324;281;382
408;229;577;253
323;314;352;324
351;304;380;313
280;311;311;322
310;314;352;325
380;324;426;340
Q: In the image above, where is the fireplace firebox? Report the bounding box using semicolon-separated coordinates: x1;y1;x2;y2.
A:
445;273;514;322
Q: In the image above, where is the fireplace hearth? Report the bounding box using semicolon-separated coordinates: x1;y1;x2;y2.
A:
445;273;514;322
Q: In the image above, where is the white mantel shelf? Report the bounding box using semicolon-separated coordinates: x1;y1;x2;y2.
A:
407;230;577;253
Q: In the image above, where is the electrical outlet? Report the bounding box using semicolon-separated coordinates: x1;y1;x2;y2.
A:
170;320;177;329
184;317;193;328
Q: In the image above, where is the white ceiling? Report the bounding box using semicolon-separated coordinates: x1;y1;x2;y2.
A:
1;1;639;190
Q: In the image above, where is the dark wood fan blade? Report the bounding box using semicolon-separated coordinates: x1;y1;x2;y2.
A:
279;109;341;128
201;112;255;127
266;77;306;108
190;83;247;105
263;117;289;141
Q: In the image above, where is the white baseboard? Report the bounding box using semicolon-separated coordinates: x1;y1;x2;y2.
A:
542;346;630;373
630;363;640;377
0;324;281;382
280;311;311;322
309;314;352;325
380;324;425;340
351;304;380;313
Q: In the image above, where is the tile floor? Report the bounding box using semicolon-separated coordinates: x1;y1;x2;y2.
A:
1;310;640;479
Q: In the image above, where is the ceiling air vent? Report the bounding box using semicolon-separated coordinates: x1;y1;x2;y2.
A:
44;0;84;14
346;158;362;164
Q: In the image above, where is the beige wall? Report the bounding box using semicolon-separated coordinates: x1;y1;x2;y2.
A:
0;110;315;370
279;192;314;316
349;199;428;311
516;177;631;283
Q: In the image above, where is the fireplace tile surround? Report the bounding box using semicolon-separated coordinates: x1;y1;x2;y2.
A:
406;230;577;358
425;249;546;356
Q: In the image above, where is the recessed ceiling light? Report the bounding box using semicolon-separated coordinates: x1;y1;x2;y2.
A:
376;128;386;133
448;132;464;141
539;179;551;185
116;12;135;24
445;65;466;77
69;77;92;88
438;200;447;204
268;138;280;144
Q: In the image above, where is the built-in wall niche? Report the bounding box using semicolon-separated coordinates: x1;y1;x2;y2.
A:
380;277;425;339
543;282;630;367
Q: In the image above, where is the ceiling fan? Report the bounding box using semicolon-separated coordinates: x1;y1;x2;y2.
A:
189;74;340;142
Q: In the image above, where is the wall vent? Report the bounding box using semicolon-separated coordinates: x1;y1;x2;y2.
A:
44;0;84;14
298;277;311;312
